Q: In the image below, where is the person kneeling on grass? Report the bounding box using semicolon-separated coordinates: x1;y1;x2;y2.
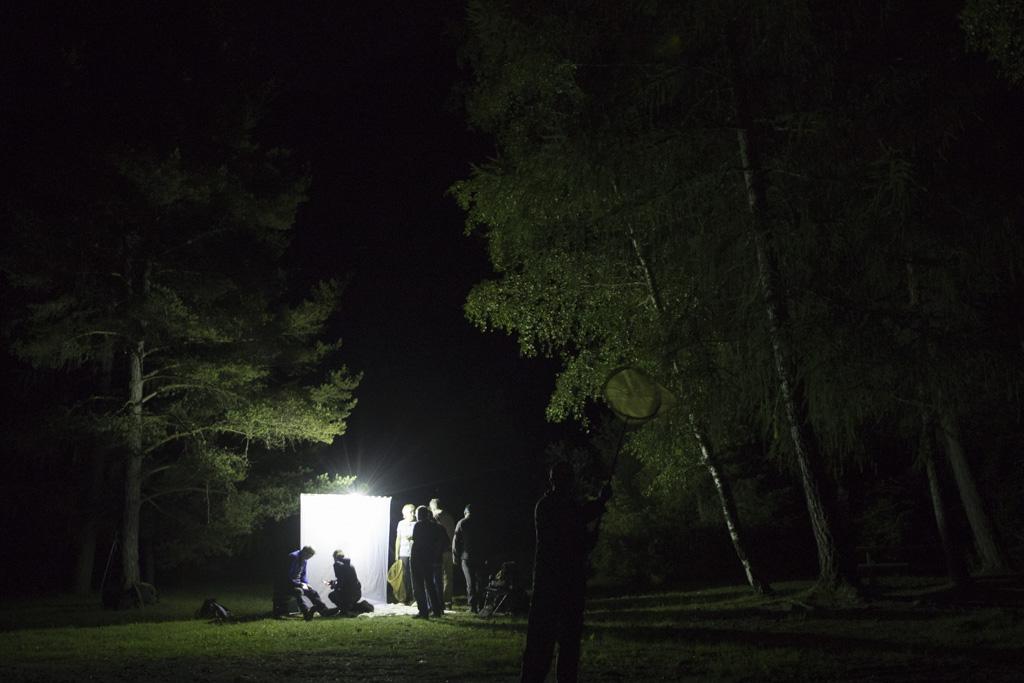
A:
281;546;332;620
327;550;362;615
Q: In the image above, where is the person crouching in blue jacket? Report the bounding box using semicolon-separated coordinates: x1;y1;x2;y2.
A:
280;546;331;620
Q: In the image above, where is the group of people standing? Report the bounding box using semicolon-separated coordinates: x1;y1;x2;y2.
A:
275;466;607;683
386;467;613;681
391;498;485;619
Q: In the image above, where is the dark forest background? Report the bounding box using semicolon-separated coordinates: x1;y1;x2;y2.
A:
450;0;1024;600
1;0;1022;603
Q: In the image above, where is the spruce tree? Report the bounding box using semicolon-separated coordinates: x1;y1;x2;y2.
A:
4;140;359;598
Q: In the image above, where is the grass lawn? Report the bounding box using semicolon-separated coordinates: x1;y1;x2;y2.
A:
1;579;1022;681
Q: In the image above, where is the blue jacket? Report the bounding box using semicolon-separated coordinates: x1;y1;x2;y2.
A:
288;549;309;587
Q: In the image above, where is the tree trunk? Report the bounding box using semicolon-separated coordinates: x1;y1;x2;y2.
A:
920;413;970;587
121;339;144;595
730;62;857;598
937;404;1012;575
625;221;773;596
691;416;773;596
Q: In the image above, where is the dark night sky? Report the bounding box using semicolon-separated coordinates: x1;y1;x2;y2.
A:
0;2;570;522
258;3;569;503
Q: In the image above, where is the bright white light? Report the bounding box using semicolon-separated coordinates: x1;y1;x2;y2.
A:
300;493;392;605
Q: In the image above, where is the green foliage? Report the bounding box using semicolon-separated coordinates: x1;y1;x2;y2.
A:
455;0;1024;583
592;475;692;587
455;1;789;465
305;472;360;495
2;127;360;569
962;0;1024;84
153;467;359;568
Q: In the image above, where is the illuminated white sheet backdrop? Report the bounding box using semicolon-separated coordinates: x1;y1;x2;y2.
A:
299;493;392;605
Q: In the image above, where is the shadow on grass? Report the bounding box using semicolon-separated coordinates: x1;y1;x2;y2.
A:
586;588;755;609
585;605;955;623
590;622;1023;666
0;590;283;632
0;606;285;632
447;615;1023;668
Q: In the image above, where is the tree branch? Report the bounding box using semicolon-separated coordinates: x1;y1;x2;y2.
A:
141;383;242;405
142;486;221;503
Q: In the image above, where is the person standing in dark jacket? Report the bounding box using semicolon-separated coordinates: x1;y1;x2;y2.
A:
410;505;447;618
430;498;457;608
453;503;485;613
520;462;611;682
327;550;362;615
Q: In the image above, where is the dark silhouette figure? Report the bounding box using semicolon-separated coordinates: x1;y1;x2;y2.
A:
411;505;447;618
520;462;611;682
327;550;362;614
453;503;485;612
430;497;457;608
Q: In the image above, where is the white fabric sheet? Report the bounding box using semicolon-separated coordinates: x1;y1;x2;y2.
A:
300;494;392;605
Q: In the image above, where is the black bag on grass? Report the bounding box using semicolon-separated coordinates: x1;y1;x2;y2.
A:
196;598;233;621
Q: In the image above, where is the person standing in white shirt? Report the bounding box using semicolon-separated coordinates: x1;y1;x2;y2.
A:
394;503;416;605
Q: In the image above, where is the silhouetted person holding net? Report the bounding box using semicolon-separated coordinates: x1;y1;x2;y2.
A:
520;462;611;682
